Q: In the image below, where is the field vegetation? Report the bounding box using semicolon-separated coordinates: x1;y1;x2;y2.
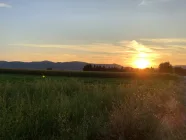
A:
0;74;185;140
0;68;180;80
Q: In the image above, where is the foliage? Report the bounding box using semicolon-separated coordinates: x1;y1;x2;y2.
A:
159;62;173;73
83;64;124;72
83;62;186;76
0;68;179;80
0;75;185;140
158;62;186;75
46;68;52;70
174;67;186;76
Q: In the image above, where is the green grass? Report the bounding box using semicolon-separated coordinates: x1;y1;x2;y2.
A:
0;68;180;80
0;74;185;140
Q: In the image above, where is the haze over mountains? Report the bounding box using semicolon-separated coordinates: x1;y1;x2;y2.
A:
0;61;123;71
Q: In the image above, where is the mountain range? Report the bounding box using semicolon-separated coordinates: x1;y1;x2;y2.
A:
0;61;123;71
0;61;185;71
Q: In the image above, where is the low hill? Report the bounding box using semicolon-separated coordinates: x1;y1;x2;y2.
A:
175;65;186;69
0;61;123;71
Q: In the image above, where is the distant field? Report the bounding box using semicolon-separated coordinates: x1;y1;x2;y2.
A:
0;74;185;140
0;68;180;79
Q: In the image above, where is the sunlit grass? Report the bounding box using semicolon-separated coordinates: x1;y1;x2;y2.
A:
0;75;185;140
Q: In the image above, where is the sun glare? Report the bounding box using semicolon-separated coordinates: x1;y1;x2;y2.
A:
134;58;150;69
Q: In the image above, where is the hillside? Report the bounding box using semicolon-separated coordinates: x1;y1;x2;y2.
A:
175;65;186;69
0;61;123;71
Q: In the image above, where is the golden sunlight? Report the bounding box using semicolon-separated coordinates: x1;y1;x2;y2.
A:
132;50;151;69
134;58;150;69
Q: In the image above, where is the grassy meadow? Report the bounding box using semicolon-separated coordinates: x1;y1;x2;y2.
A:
0;74;185;140
0;68;180;79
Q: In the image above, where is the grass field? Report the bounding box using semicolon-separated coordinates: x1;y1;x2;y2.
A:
0;68;180;79
0;74;185;140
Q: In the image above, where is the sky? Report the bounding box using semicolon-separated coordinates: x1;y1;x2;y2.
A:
0;0;186;67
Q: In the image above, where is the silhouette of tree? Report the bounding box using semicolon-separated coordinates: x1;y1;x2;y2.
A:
159;62;173;73
102;66;106;71
83;64;145;72
174;67;186;76
121;67;124;72
83;64;92;71
46;68;52;70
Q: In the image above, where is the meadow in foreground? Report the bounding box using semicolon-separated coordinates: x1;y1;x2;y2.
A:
0;74;185;140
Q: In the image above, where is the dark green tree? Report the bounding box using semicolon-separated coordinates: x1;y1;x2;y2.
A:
159;62;173;73
83;64;92;71
174;67;186;76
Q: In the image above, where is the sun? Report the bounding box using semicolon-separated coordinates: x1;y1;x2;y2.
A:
134;58;150;69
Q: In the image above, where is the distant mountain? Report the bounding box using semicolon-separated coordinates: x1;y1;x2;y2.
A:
175;65;186;69
0;61;124;71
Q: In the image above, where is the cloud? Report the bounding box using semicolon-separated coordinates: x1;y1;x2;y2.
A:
9;40;160;66
137;38;186;65
9;43;126;55
139;0;151;6
8;38;186;66
122;40;153;53
138;39;186;54
0;3;12;8
139;0;173;6
140;38;186;43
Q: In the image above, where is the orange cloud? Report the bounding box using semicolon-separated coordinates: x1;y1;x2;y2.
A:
8;39;186;66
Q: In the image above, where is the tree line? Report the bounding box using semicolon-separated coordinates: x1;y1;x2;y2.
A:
83;62;186;76
83;64;155;73
83;64;125;72
159;62;186;76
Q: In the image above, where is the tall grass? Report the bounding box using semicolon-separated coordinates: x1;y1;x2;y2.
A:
0;77;185;140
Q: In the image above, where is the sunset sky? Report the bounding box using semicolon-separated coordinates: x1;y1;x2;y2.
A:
0;0;186;67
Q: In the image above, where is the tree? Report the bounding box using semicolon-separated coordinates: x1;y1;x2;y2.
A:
159;62;173;73
46;68;52;70
83;64;92;71
121;66;124;72
174;67;186;76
